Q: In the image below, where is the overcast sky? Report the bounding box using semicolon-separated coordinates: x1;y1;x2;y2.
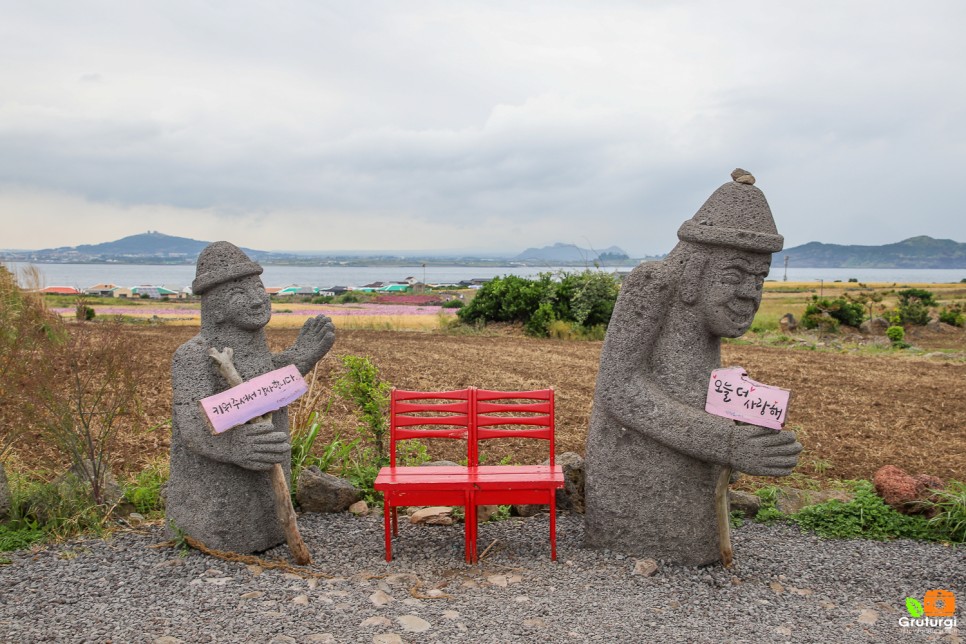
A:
1;1;963;256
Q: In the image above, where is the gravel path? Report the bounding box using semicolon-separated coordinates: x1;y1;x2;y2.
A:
0;512;962;643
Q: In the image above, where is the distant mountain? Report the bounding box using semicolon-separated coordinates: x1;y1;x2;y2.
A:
777;236;966;269
73;231;210;257
17;232;273;264
513;243;630;263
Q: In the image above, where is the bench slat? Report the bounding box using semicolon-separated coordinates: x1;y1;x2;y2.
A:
476;401;552;414
394;401;471;414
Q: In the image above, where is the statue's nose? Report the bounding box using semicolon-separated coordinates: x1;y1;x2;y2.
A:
738;279;759;299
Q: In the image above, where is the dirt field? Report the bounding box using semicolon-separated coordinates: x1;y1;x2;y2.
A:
4;323;963;487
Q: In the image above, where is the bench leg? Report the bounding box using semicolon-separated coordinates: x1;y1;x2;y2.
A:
550;492;557;561
383;500;392;562
391;506;399;536
465;490;475;564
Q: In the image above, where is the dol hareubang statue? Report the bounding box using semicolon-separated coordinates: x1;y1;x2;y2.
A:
583;170;802;566
167;242;335;553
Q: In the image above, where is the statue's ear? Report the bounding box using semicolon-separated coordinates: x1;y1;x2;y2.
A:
679;254;708;305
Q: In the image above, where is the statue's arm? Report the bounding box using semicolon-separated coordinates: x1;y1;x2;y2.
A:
594;272;800;475
594;275;737;466
172;340;289;470
273;314;336;375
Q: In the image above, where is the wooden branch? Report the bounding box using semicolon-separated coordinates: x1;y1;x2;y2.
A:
207;346;312;565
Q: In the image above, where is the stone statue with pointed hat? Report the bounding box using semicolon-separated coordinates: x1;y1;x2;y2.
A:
583;170;802;565
167;241;336;553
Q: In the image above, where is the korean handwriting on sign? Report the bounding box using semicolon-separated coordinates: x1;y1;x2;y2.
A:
208;374;299;416
712;380;755;404
705;367;790;432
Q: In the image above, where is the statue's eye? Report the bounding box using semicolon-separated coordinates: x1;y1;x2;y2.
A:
720;271;742;284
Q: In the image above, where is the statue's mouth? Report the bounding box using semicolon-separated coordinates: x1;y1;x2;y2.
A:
726;302;755;324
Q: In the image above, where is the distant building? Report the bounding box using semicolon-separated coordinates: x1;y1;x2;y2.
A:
276;286;318;297
39;286;81;295
126;285;178;299
379;283;411;293
85;283;120;297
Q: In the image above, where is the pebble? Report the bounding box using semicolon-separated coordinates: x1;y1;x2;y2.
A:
372;635;403;644
360;616;392;627
0;513;960;643
397;615;431;632
369;589;393;607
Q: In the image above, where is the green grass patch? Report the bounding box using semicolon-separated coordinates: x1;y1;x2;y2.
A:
750;479;964;543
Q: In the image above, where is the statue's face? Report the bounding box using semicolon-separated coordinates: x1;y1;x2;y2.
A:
218;274;271;331
698;250;771;338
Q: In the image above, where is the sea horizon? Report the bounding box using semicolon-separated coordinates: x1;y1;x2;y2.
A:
5;261;965;291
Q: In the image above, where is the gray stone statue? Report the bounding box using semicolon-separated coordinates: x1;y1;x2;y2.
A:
584;170;802;566
167;241;335;553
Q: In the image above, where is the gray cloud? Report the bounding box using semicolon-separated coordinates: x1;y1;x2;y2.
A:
1;1;964;254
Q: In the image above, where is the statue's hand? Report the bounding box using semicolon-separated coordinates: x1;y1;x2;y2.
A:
227;421;290;471
730;424;802;476
294;315;336;360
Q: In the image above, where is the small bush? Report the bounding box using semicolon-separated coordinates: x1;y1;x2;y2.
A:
123;461;168;515
7;475;112;541
337;292;362;304
441;299;464;309
926;481;966;543
938;304;965;327
75;304;95;321
792;481;936;540
897;288;937;307
886;325;908;348
525;302;557;337
333;355;391;462
801;296;865;330
891;288;936;326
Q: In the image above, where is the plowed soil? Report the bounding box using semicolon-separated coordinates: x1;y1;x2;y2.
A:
4;325;964;485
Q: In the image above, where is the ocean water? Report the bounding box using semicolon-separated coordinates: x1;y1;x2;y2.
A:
4;261;964;290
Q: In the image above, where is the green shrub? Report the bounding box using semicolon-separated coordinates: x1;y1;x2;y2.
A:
458;274;550;326
337;292;362;304
334;355;391;461
75;304;95;321
897;288;937;307
525;302;557;337
122;461;168;515
938;304;965;327
792;481;936;540
441;299;464;309
886;325;908;348
926;481;966;543
0;523;45;551
457;270;618;338
891;288;936;326
801;296;865;330
6;475;112;542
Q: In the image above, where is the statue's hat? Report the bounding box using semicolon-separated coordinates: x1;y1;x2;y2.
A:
676;169;784;253
191;241;264;295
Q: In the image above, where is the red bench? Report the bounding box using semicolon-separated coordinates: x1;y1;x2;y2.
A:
373;387;564;563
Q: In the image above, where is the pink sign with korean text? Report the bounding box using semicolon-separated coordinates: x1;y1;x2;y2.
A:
705;366;790;431
199;364;307;434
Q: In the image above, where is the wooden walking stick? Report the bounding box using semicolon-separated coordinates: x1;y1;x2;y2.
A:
715;466;734;568
207;347;312;565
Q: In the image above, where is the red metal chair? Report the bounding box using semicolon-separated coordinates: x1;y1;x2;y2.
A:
374;388;475;562
470;388;563;561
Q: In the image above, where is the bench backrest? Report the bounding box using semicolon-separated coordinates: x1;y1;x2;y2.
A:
472;388;555;466
389;387;556;467
389;388;473;467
